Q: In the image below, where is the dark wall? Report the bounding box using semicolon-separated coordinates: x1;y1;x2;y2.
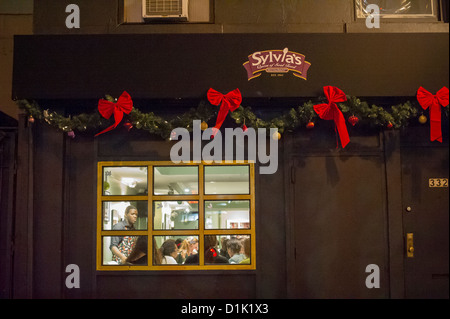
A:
12;105;449;299
21;124;285;299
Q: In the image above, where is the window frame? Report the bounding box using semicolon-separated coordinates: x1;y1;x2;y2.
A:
354;0;441;21
97;161;256;271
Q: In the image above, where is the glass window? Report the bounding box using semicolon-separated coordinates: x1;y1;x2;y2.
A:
356;0;437;18
153;201;199;230
102;236;148;266
204;165;250;195
98;162;255;270
206;235;252;265
153;235;199;265
103;166;148;196
102;201;148;230
205;200;250;229
153;166;198;195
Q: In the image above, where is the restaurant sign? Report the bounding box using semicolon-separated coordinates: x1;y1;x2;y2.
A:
243;47;311;81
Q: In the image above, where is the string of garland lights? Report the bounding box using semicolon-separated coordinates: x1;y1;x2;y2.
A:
17;93;448;140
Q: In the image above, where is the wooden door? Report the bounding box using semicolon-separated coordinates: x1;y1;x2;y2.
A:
289;154;389;298
401;146;449;298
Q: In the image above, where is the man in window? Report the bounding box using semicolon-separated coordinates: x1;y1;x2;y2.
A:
109;205;138;264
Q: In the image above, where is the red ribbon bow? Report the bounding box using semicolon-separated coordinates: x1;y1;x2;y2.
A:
314;86;350;148
95;91;133;136
207;88;242;135
416;86;449;143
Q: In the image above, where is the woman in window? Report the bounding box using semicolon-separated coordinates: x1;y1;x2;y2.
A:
109;205;138;264
125;236;147;265
160;239;178;264
227;238;246;264
176;236;198;263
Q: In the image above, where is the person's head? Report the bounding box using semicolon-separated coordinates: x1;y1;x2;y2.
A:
204;235;218;251
186;236;198;253
227;238;242;257
221;237;229;251
126;236;147;264
242;237;251;258
124;205;138;225
160;239;178;258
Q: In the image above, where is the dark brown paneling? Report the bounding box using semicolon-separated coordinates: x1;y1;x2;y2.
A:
96;273;256;299
0;129;17;298
12;116;33;298
401;144;449;298
62;133;97;298
13;33;449;101
290;152;389;298
32;121;64;298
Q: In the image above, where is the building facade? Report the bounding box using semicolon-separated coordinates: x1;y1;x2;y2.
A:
1;0;449;299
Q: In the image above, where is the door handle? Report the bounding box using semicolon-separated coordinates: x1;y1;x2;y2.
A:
406;233;414;258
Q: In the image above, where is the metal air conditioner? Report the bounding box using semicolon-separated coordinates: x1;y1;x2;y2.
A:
143;0;189;21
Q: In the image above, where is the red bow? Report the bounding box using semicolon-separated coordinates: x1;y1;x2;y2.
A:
314;86;350;148
417;87;449;143
207;88;242;135
95;91;133;136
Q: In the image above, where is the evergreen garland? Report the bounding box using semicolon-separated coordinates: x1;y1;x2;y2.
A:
17;94;448;138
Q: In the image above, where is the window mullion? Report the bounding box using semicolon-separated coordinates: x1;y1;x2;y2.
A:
148;164;153;270
199;164;205;266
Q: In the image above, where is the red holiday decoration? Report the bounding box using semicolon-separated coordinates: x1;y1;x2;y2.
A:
207;88;242;136
95;91;133;136
416;86;449;142
242;124;248;132
123;121;133;132
306;121;315;129
348;115;359;126
209;248;217;258
313;86;350;148
387;122;393;129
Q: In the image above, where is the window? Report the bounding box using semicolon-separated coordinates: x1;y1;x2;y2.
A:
123;0;213;23
97;161;255;270
355;0;439;19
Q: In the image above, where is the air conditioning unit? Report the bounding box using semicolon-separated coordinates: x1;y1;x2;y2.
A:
143;0;189;21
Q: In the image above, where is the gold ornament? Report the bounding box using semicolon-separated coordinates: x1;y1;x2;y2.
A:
201;121;208;131
418;114;427;124
272;131;281;140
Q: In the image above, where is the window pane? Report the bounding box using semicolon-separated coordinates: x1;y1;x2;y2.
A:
153;201;199;230
102;236;148;265
205;200;250;229
153;166;198;195
206;235;251;265
204;166;250;195
102;201;148;230
356;0;434;17
153;235;199;265
103;166;148;196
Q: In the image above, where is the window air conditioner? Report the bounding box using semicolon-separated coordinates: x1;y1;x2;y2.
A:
143;0;189;21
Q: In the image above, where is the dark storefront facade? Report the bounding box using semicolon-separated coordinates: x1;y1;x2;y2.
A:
1;1;449;300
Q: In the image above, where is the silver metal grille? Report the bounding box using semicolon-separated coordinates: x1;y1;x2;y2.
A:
146;0;183;15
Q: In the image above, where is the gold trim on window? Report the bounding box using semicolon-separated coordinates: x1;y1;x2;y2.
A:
97;161;256;271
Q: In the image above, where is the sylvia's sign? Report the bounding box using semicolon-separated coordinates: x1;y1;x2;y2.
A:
243;47;311;81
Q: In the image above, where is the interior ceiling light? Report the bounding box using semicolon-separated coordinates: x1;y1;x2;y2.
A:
121;177;137;188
